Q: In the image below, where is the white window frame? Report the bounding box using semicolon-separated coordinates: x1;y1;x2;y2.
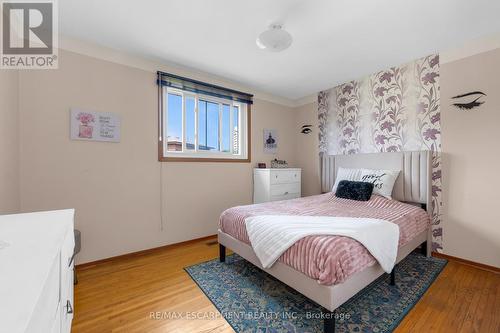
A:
161;87;249;161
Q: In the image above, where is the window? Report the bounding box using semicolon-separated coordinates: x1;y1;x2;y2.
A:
159;86;250;161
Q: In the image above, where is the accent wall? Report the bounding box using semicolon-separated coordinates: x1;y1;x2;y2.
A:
317;55;443;251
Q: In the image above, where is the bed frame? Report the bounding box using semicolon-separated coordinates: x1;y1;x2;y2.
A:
218;151;432;332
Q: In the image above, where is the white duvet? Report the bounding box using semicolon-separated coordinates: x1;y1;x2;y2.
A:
245;215;400;273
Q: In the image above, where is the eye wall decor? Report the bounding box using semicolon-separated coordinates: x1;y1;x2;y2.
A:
301;124;312;134
451;91;486;110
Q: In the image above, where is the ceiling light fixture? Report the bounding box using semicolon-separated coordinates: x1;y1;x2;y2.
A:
256;24;293;52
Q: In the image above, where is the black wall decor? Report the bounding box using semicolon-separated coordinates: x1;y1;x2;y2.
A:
301;124;312;134
451;91;486;110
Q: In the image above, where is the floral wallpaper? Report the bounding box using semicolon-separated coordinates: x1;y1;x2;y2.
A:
318;54;442;252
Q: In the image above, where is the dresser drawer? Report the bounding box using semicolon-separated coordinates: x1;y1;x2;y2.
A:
271;192;301;202
270;183;300;196
26;253;61;332
270;170;301;184
253;168;301;204
60;230;75;333
51;303;61;333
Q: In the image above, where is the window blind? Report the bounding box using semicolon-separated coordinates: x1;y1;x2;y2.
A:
157;71;253;104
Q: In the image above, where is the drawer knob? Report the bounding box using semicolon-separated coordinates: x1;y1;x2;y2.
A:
284;191;289;195
66;300;73;314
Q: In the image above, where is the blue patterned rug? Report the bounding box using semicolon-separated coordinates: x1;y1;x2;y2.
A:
185;252;446;333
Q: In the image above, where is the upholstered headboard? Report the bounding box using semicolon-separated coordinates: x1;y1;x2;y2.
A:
320;151;431;206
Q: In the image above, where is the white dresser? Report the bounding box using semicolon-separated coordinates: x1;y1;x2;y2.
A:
253;168;301;203
0;209;75;333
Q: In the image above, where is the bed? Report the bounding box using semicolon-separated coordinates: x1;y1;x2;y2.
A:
217;151;432;332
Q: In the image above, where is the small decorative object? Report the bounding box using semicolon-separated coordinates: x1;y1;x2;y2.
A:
263;129;278;154
301;124;312;134
70;108;121;142
257;163;266;169
451;91;486;110
271;159;288;168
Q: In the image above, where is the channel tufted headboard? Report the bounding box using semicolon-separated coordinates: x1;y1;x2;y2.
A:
320;151;431;207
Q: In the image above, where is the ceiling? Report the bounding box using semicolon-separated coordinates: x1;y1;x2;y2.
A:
60;0;500;101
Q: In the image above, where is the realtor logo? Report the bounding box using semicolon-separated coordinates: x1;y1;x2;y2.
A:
1;0;58;69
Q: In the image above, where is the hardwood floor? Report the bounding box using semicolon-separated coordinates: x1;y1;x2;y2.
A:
73;237;499;333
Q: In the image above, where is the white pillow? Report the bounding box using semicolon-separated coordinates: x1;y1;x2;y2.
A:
359;169;400;199
332;167;363;192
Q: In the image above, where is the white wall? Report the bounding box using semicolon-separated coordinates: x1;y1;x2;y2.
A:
0;70;19;214
294;102;321;197
441;47;500;267
18;50;297;264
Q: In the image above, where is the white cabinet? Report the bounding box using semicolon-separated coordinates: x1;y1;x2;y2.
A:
253;168;301;203
0;209;75;333
60;230;75;333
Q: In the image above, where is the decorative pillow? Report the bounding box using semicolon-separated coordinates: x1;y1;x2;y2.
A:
358;169;400;199
335;180;374;201
331;167;363;192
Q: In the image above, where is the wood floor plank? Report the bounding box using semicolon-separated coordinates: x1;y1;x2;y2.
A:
73;238;499;333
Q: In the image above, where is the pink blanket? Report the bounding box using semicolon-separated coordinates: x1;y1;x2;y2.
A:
219;193;429;285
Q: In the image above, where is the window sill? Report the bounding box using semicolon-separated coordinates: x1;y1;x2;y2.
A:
159;156;251;163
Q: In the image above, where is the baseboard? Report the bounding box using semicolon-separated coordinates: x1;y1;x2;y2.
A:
432;252;499;274
76;234;217;269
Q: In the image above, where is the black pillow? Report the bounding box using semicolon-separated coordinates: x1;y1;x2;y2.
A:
335;180;374;201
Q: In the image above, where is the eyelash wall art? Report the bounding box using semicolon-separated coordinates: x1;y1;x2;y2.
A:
301;124;312;134
451;91;486;110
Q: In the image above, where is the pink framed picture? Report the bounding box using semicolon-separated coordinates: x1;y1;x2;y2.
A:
70;109;121;142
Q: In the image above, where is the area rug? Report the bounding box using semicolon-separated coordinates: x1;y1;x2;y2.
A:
185;252;446;332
